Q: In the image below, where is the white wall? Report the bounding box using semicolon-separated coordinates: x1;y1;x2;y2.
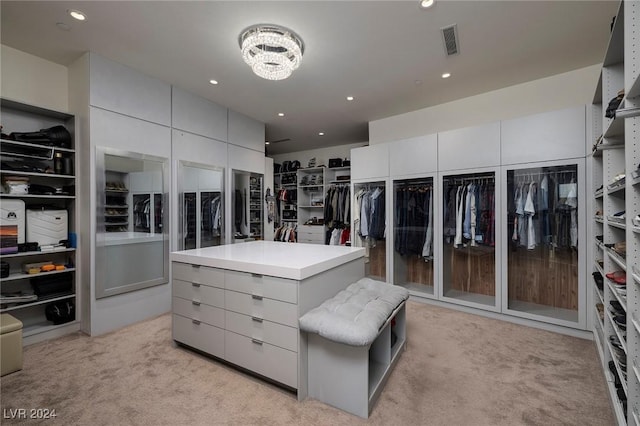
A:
369;64;601;144
269;142;365;170
1;44;68;112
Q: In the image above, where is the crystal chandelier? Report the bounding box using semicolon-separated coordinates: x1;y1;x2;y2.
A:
239;24;305;81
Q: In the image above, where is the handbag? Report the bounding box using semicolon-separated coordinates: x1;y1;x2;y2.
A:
45;300;75;325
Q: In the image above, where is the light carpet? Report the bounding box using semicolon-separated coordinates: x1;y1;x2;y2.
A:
0;301;613;425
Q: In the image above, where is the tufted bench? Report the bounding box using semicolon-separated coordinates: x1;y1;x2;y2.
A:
299;278;409;418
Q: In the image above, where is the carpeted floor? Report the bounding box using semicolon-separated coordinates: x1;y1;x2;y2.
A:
0;301;613;425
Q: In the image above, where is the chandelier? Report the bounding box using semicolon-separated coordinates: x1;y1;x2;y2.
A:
239;24;305;81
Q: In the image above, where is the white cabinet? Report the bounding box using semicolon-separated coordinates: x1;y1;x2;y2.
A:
351;145;389;180
89;53;171;126
0;99;80;345
228;110;265;152
589;1;640;423
171;87;227;142
389;134;437;176
438;122;500;171
501;106;586;165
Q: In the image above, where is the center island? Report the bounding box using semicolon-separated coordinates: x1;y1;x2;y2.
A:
170;240;366;399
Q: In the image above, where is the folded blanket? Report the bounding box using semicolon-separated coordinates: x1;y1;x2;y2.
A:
299;278;409;346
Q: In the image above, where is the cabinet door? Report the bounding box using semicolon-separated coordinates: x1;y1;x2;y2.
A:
501;106;586;165
228;110;265;152
351;145;389;180
392;176;435;296
438;122;500;171
89;53;171;126
389;134;437;176
441;170;499;310
171;86;227;141
353;181;387;281
503;162;583;327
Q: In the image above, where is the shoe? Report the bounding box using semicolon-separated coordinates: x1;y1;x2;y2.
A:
633;215;640;227
614;315;627;330
606;270;626;285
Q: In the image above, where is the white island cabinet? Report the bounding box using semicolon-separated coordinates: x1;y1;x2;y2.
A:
170;241;365;399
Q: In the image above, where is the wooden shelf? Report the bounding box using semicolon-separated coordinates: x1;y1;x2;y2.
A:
0;267;75;283
0;293;74;313
0;170;75;179
0;193;75;199
0;248;75;259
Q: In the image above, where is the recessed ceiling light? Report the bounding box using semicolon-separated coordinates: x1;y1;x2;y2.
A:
278;112;285;117
318;132;324;136
265;141;270;145
414;80;423;86
209;79;218;85
68;9;86;21
347;96;354;101
419;0;435;9
442;73;451;79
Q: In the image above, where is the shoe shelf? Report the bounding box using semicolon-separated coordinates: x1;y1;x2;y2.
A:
607;248;627;271
607;309;628;354
608;182;627;196
633;316;640;340
608;280;628;313
606;339;629;396
596;215;605;223
595;283;605;306
633;272;640;284
0;170;76;180
605;115;626;138
605;369;628;423
607;217;627;230
596;188;605;198
595;260;605;277
0;292;75;314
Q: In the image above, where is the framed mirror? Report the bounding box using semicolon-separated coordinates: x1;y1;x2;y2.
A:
95;147;169;299
178;161;224;250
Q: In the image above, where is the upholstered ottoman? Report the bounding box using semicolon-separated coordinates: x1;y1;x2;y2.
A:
1;313;23;376
299;278;409;418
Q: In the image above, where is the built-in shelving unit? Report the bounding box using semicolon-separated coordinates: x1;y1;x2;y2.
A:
589;1;640;422
0;98;80;344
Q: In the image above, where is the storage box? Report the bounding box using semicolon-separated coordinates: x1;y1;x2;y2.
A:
26;209;68;246
1;199;25;243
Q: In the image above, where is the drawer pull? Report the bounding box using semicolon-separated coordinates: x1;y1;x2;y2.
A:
251;316;263;323
192;300;201;306
251;294;263;301
251;273;263;278
192;319;201;325
192;283;201;288
251;338;263;345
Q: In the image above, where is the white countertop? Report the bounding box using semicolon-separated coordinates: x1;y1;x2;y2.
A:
171;241;365;280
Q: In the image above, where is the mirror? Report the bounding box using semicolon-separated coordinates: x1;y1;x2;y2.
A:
178;161;224;250
232;170;263;243
95;147;169;299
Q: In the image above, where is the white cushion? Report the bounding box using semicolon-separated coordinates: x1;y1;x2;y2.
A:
299;278;409;346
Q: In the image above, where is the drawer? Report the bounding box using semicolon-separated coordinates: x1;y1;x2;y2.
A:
172;262;224;288
225;290;298;328
173;314;224;359
173;297;224;329
297;236;324;244
225;310;298;352
297;225;325;235
225;270;297;303
225;330;297;389
173;279;224;308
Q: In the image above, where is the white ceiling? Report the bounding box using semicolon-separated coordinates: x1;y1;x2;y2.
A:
0;1;619;155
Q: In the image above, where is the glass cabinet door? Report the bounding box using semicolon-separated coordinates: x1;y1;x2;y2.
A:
442;172;496;307
354;181;386;281
505;164;579;323
179;162;224;249
393;177;434;295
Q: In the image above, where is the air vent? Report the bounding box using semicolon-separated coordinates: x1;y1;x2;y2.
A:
441;24;459;56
